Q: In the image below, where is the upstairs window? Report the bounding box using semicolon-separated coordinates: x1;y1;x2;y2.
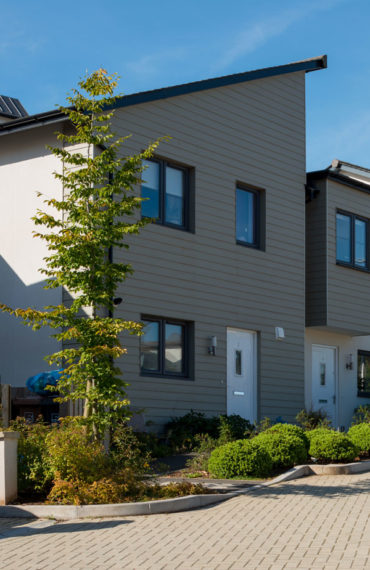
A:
357;350;370;397
141;158;189;229
236;186;260;248
336;211;368;269
140;316;190;378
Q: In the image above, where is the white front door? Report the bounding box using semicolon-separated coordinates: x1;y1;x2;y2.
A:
312;345;337;424
227;328;257;422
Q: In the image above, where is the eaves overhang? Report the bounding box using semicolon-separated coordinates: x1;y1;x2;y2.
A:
307;169;370;195
0;55;327;137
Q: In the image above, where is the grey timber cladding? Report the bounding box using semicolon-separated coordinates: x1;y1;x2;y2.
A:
306;178;327;326
306;174;370;336
111;71;307;426
326;179;370;335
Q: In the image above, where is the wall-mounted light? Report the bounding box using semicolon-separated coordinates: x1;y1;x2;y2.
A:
275;327;285;341
113;297;123;306
345;353;353;370
208;336;217;356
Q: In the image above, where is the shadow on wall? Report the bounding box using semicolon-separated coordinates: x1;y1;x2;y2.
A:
0;255;60;388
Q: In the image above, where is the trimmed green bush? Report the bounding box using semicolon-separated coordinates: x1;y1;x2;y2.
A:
253;432;307;470
208;439;272;478
309;430;358;463
348;423;370;457
262;423;309;451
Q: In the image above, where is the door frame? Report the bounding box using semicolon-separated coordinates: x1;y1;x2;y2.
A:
311;344;338;426
226;327;258;423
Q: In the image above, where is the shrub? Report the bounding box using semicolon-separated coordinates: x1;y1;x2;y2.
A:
352;405;370;425
45;417;108;483
9;416;53;495
186;433;218;472
262;423;309;451
47;474;212;505
208;439;272;479
347;423;370;457
308;430;358;463
218;415;253;445
296;409;331;430
110;423;152;475
165;411;219;451
253;432;308;470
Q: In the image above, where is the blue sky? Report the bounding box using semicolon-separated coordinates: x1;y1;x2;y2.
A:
1;0;369;170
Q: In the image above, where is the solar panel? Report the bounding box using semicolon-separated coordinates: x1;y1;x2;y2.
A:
0;95;28;118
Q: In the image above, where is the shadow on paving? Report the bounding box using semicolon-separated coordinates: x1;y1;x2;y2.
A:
244;475;370;500
0;518;132;539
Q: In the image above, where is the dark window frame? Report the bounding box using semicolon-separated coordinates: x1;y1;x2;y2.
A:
336;209;369;271
357;350;370;398
141;157;190;231
140;315;191;380
235;185;261;249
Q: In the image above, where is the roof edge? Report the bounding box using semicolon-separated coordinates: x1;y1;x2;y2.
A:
307;170;370;195
109;55;327;110
0;55;327;135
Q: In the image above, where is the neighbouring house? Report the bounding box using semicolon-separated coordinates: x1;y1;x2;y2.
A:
306;159;370;428
1;55;367;430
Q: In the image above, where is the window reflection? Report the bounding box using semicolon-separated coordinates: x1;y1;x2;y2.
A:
142;160;160;219
336;213;351;263
140;320;159;371
236;188;256;245
165;323;183;373
165;167;184;226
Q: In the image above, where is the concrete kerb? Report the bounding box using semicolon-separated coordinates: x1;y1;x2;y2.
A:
0;460;369;520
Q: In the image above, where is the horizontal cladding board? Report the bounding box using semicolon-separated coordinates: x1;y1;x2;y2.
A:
115;102;305;157
116;116;305;180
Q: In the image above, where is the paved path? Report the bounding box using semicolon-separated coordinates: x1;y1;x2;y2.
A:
0;472;369;569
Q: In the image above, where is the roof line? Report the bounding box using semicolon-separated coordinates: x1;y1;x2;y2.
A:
331;158;370;174
307;170;370;195
0;55;327;135
107;55;327;110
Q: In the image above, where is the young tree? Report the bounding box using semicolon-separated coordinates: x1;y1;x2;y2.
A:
0;69;159;436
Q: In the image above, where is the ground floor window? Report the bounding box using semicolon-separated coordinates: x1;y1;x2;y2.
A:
140;316;191;378
357;350;370;397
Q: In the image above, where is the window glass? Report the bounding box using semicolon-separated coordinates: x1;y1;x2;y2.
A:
236;188;255;245
336;213;351;263
141;320;159;371
142;160;160;219
165;323;183;373
355;218;367;267
235;350;242;375
165;166;184;226
358;351;370;396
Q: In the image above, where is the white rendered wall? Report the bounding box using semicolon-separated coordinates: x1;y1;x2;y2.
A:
305;328;370;429
0;124;64;388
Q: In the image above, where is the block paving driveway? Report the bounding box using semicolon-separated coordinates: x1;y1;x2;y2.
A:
0;472;369;569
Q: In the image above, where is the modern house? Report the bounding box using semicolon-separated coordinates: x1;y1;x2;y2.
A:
306;159;370;428
0;55;368;429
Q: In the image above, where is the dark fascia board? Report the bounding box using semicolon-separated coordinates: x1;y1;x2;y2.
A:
0;55;327;135
0;109;67;135
107;55;327;110
307;170;370;195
